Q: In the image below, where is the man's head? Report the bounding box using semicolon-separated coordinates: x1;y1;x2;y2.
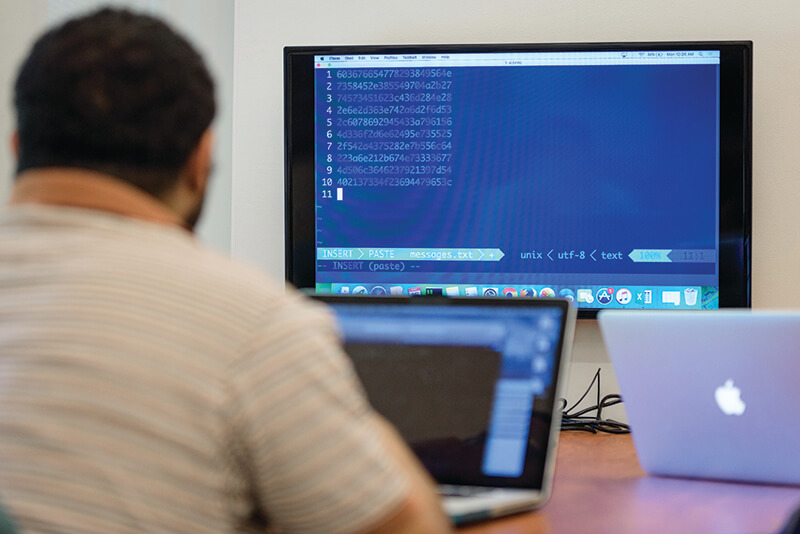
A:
13;8;216;209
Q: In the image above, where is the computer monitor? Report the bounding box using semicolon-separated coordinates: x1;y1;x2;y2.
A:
284;41;752;317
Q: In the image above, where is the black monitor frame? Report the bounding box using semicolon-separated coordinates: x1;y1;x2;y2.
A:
284;41;752;318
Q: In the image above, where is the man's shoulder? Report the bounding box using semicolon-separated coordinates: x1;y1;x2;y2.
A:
184;243;283;294
4;205;304;321
149;234;329;330
146;234;306;318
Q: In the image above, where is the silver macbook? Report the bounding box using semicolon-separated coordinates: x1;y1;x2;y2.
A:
599;309;800;485
314;295;576;524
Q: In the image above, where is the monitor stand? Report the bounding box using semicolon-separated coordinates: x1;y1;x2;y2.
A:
563;320;627;425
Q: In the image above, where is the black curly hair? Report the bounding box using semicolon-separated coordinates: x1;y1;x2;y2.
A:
13;7;216;197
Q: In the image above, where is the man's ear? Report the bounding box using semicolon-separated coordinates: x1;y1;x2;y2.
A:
11;131;19;159
182;128;214;194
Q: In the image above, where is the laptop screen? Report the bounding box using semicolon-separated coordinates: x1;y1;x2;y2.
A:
314;295;574;489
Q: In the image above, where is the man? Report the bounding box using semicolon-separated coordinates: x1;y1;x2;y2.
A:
0;8;450;533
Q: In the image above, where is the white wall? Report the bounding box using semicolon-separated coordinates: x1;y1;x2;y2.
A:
0;3;49;201
232;0;800;408
0;0;234;253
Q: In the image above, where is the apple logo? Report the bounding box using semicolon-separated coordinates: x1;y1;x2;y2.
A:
715;379;746;415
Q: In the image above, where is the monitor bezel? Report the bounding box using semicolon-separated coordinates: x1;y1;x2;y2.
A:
284;41;752;318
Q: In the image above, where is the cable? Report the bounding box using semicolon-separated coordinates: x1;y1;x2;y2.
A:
559;368;630;434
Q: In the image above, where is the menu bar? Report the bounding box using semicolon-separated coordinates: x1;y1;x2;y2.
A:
315;50;721;68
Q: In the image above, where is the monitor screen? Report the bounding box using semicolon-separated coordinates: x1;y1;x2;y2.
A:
284;42;752;317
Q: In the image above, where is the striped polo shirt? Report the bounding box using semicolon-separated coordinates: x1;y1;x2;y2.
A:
0;204;408;533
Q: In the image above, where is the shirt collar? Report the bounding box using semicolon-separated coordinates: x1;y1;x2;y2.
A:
8;169;186;229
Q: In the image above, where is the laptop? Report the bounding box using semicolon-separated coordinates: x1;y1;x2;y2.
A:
313;295;576;525
598;309;800;486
